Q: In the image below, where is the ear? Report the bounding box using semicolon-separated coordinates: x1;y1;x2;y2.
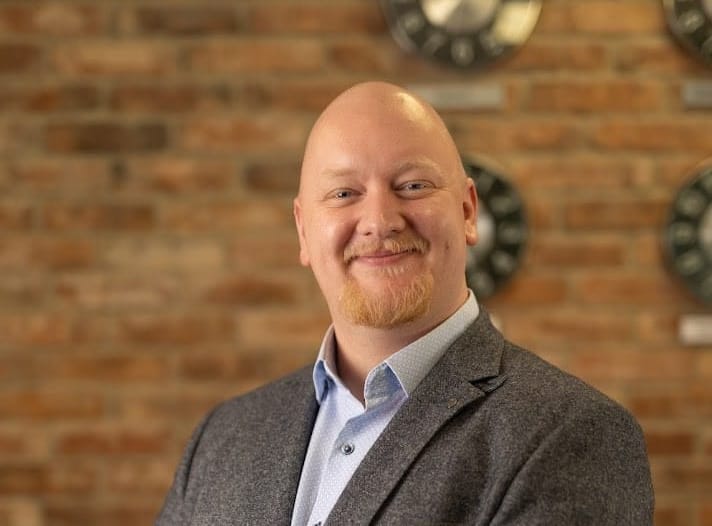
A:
463;179;478;246
293;197;311;267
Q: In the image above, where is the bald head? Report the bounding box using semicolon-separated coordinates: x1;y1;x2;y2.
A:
299;82;465;195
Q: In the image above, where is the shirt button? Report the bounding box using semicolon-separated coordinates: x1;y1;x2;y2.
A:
340;442;355;455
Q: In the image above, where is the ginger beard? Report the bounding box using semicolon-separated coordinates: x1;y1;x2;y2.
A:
339;235;434;328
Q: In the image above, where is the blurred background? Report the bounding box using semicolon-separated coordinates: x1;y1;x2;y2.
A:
0;0;711;524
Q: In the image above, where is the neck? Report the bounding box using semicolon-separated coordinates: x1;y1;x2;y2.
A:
331;306;452;402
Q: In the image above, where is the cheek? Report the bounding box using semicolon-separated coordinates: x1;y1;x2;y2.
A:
309;213;353;263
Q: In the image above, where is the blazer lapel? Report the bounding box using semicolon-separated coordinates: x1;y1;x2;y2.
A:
326;312;505;525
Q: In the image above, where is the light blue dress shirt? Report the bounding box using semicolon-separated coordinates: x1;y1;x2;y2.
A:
290;292;479;526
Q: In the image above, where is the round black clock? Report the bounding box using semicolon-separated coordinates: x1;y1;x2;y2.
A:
664;164;712;304
381;0;542;69
463;159;527;299
663;0;712;65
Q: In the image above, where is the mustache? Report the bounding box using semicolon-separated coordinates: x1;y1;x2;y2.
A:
344;234;430;263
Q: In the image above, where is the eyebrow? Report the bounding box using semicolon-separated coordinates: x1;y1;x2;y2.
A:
393;157;444;177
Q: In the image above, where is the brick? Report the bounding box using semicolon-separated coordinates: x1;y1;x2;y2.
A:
56;427;169;455
4;158;111;193
46;121;167;153
45;504;158;526
573;273;684;305
110;84;229;113
204;273;301;306
229;233;301;268
30;238;96;270
0;4;103;36
119;313;235;345
617;41;706;74
188;40;324;74
0;390;103;420
593;120;712;152
55;273;179;309
237;308;336;351
543;2;664;34
45;460;98;494
503;310;633;346
329;40;400;74
0;121;38;155
635;312;681;344
0;431;47;459
161;199;293;232
0;83;100;112
644;429;696;456
629;383;712;419
180;115;306;153
106;458;175;495
105;238;224;272
511;157;643;193
506;42;608;71
564;198;668;230
243;160;301;194
41;203;154;231
485;275;568;306
53;42;176;76
0;202;33;229
453;119;582;153
652;462;712;492
49;354;170;383
178;348;291;383
0;274;44;306
125;6;240;35
0;465;45;494
653;503;691;526
0;43;41;74
527;80;664;113
243;80;352;112
0;498;41;526
249;3;384;34
528;236;626;267
0;313;73;346
124;157;233;194
569;346;696;382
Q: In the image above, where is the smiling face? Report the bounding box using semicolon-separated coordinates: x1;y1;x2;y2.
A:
294;82;478;330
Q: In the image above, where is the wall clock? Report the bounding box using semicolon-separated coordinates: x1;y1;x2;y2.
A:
663;0;712;65
463;158;527;299
381;0;542;69
664;163;712;304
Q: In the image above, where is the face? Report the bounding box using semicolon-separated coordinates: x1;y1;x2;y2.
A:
294;86;478;329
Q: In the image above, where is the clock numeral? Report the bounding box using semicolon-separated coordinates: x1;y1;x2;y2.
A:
451;38;475;66
679;9;705;33
479;31;504;55
400;10;425;34
703;34;712;59
422;30;447;55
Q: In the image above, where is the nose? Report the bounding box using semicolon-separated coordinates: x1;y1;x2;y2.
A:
356;189;406;237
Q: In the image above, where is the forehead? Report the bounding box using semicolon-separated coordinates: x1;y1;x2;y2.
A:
300;107;456;190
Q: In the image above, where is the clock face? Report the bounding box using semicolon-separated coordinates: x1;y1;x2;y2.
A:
663;0;712;65
664;165;712;304
463;159;527;299
381;0;542;69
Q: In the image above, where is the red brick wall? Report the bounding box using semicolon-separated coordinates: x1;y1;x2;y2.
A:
1;1;711;524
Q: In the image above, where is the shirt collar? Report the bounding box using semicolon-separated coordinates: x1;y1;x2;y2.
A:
312;290;480;402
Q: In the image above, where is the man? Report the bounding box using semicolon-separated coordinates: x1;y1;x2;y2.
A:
157;82;654;525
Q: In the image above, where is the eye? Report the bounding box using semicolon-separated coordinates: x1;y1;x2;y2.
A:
397;180;435;197
324;188;359;204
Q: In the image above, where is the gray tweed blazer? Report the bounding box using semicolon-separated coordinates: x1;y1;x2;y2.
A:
156;311;654;525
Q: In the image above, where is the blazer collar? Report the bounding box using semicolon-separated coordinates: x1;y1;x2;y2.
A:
326;309;505;524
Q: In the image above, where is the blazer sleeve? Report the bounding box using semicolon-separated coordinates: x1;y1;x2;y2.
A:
155;409;216;526
490;400;654;526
